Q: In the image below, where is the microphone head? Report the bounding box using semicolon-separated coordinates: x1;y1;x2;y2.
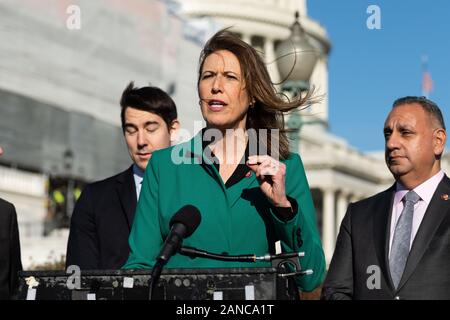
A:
169;205;201;238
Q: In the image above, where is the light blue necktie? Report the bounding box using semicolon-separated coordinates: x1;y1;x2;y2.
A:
389;190;420;289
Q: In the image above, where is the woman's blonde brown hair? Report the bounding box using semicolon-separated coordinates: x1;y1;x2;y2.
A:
198;28;317;160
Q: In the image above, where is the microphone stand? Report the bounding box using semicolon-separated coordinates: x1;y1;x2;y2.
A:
148;232;184;300
180;247;257;262
179;246;312;277
147;205;201;300
148;261;164;300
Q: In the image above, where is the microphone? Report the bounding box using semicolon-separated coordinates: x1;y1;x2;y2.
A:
149;205;201;299
156;205;201;266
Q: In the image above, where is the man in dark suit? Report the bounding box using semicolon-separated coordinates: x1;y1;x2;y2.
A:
0;146;23;299
66;82;179;270
322;96;449;300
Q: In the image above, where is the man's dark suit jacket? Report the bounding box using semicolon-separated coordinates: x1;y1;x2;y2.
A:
322;175;450;300
0;198;22;299
66;166;137;270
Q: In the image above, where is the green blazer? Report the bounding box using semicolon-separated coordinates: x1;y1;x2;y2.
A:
124;133;325;292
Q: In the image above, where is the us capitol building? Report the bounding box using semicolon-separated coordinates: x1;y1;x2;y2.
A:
0;0;448;268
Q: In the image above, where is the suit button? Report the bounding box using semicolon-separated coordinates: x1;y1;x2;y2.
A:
394;296;400;300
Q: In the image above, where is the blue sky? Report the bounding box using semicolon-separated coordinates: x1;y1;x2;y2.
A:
308;0;450;152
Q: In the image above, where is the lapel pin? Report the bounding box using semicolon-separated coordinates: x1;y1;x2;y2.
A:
441;194;449;201
245;171;252;178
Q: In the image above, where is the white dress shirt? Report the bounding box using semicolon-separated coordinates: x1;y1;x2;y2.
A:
132;164;144;200
389;170;444;255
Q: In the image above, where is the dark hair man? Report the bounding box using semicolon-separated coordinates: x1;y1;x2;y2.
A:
66;82;179;270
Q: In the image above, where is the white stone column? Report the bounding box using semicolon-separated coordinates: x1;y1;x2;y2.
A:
263;37;281;85
309;57;329;123
322;188;336;265
336;191;348;236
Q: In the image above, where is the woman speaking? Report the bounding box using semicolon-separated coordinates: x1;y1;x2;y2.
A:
123;29;325;293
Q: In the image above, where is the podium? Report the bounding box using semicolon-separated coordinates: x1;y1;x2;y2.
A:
18;267;299;300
